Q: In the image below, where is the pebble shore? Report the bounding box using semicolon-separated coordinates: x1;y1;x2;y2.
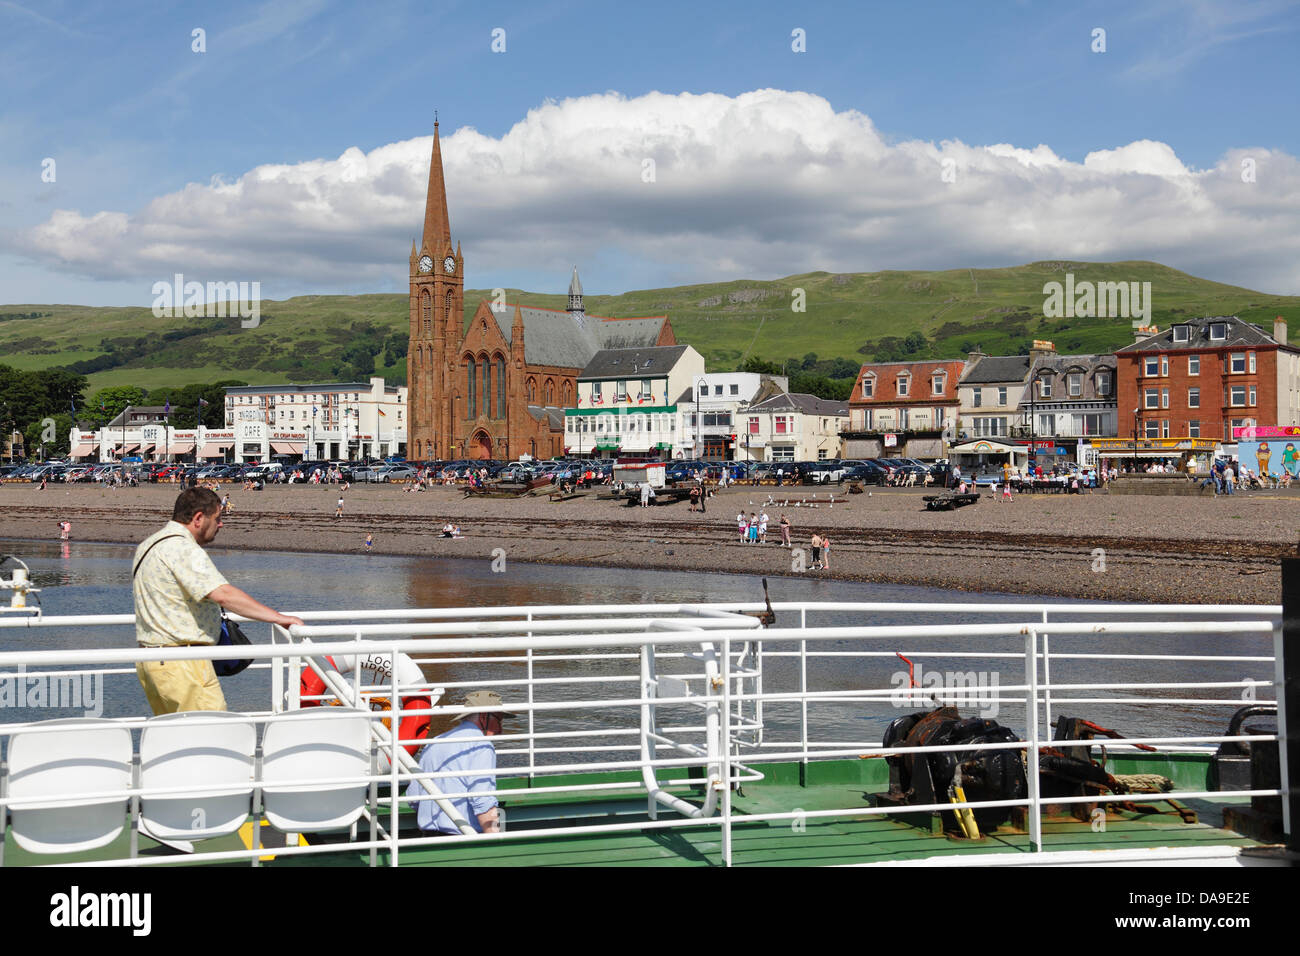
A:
3;481;1296;604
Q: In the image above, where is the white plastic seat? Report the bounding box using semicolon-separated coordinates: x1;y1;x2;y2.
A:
260;708;369;832
139;711;256;840
7;718;133;854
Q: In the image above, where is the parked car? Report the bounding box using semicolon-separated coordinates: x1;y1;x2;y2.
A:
376;465;416;482
844;461;888;485
804;460;846;484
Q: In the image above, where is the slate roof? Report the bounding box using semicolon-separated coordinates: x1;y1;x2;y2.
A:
525;405;567;429
747;392;848;417
578;346;689;380
1023;353;1116;403
1117;315;1289;352
488;307;669;369
960;355;1032;385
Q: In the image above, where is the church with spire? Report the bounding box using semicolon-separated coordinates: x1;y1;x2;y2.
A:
407;121;677;461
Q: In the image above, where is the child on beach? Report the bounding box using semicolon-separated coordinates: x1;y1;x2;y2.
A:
821;535;831;571
365;533;373;552
779;515;791;548
737;512;748;542
748;513;759;544
336;496;344;517
58;520;71;540
758;511;769;544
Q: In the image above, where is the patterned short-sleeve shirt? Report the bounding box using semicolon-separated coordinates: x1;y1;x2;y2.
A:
133;521;229;646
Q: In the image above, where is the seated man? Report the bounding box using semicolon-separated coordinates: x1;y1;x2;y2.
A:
406;690;513;834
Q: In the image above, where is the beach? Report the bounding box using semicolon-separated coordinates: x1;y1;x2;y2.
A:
2;481;1295;604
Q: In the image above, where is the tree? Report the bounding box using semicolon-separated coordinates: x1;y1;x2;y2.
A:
24;412;71;458
89;386;148;426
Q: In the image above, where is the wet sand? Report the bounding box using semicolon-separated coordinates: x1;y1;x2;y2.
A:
3;481;1296;604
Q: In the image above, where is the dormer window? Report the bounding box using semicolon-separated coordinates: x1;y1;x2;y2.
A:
1037;376;1052;398
1172;325;1189;343
1096;370;1111;396
897;375;910;397
931;373;945;395
1210;323;1227;340
1068;373;1082;397
861;374;875;399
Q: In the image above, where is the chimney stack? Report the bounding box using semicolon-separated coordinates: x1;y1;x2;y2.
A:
1275;316;1288;346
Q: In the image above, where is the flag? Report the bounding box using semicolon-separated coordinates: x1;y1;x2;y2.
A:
198;398;210;407
378;408;387;417
164;399;171;416
69;398;76;416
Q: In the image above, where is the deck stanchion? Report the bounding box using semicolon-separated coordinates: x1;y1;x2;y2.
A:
721;634;733;867
1281;560;1299;852
1041;609;1052;739
527;613;535;783
1025;627;1042;852
799;608;808;767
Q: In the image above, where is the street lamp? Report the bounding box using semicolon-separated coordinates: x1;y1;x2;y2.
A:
695;375;706;462
1132;407;1140;473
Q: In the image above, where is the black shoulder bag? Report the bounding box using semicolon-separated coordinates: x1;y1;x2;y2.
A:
133;534;253;676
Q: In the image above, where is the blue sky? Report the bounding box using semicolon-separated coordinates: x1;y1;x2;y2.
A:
2;0;1298;305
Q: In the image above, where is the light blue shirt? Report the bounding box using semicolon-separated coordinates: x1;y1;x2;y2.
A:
406;720;497;833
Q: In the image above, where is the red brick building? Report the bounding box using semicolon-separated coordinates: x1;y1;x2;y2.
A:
844;359;968;458
406;123;674;461
1114;316;1299;443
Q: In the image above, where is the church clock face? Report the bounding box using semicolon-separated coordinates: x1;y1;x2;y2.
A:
443;256;456;274
417;255;433;274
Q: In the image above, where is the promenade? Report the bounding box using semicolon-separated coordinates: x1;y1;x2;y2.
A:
2;481;1296;604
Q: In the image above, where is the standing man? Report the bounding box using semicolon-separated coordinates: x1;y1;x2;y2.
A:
133;488;303;714
407;690;513;835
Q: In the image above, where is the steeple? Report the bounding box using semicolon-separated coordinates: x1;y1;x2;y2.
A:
567;266;585;320
422;121;451;254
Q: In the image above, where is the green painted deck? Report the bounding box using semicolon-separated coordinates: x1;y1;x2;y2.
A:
1;756;1266;867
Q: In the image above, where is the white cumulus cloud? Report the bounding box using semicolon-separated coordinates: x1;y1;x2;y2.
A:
11;88;1300;296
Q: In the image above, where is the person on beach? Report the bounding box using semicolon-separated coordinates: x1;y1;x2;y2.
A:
336;495;345;517
58;520;71;540
738;512;748;542
779;514;791;547
220;494;232;515
640;482;651;508
697;482;706;514
365;533;373;552
821;535;831;571
40;473;47;490
810;533;822;570
688;484;700;512
133;488;303;715
748;513;759;544
758;510;769;544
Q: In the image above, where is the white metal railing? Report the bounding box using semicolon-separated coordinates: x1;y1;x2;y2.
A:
0;600;1287;867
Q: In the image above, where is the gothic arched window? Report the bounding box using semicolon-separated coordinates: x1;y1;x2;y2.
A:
421;290;432;336
446;291;454;331
545;379;554;404
466;359;477;419
496;356;506;417
481;356;492;419
563;380;573;406
526;377;536;402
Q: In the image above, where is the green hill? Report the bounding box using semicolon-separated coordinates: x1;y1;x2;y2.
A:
3;260;1297;393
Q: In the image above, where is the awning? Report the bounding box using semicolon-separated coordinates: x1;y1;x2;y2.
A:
141;443;155;454
124;444;140;454
271;441;304;454
168;441;195;455
69;443;97;457
595;443;621;451
948;439;1025;456
654;442;672;450
199;442;231;458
